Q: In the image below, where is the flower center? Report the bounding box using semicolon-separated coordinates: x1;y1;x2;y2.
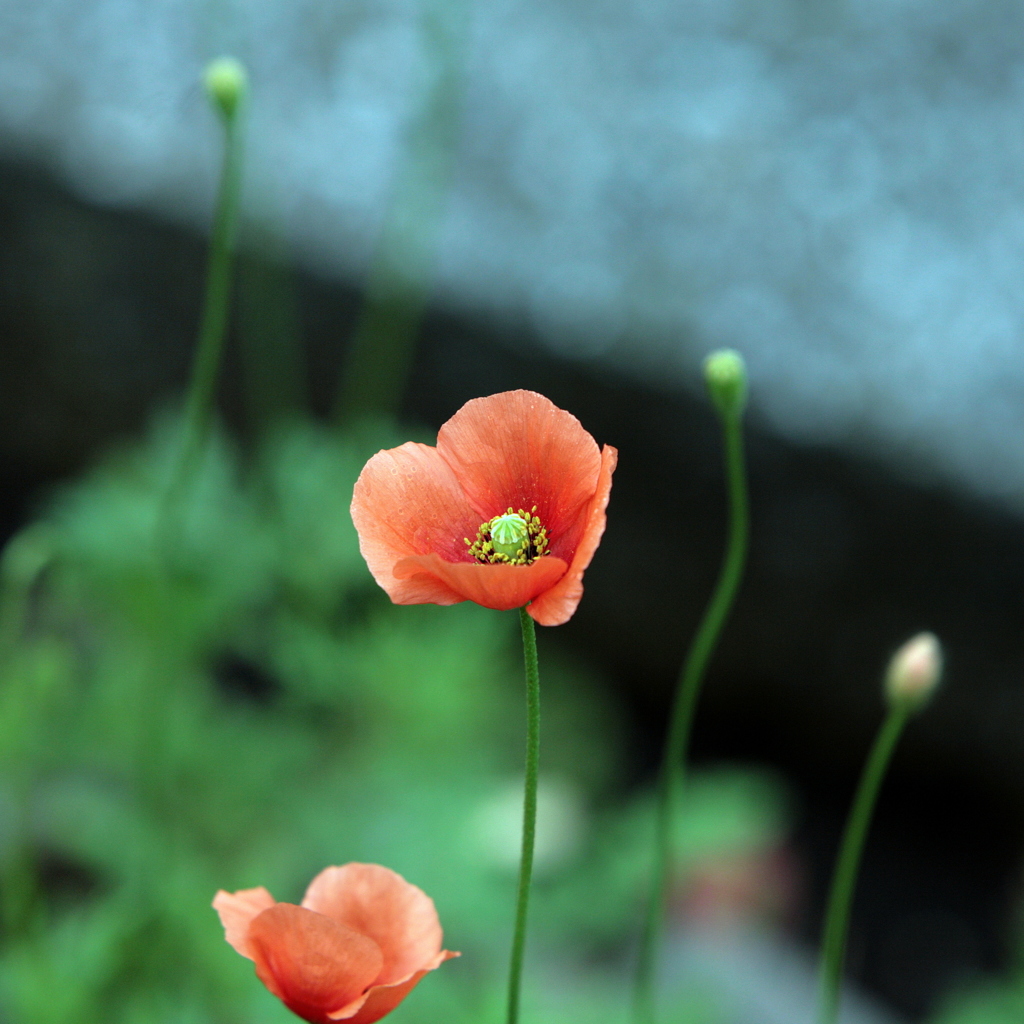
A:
465;507;550;565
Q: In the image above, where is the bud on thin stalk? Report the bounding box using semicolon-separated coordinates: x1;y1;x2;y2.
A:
157;57;247;552
633;347;751;1024
818;632;943;1024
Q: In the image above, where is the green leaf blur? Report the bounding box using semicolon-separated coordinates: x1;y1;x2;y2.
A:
0;412;787;1024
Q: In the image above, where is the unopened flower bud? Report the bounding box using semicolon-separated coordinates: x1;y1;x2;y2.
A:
204;57;247;121
704;349;747;419
885;632;942;711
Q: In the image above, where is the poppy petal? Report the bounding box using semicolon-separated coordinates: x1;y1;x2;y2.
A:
436;391;602;540
351;443;483;605
302;865;443;987
394;553;569;612
249;904;384;1024
213;887;277;960
527;444;617;626
330;953;460;1024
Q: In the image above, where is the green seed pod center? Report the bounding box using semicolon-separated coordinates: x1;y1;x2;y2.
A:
464;507;550;566
490;513;529;558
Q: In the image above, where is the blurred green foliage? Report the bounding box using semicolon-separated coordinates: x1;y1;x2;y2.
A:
931;988;1024;1024
928;905;1024;1024
0;413;787;1024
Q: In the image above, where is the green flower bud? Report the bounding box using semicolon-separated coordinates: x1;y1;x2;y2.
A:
885;632;942;711
703;349;747;419
204;57;247;121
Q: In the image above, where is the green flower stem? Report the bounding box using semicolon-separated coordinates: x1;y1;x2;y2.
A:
818;703;910;1024
334;0;465;425
633;408;749;1024
506;606;541;1024
165;82;245;510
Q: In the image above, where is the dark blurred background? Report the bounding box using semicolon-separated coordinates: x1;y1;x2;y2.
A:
3;2;1024;1023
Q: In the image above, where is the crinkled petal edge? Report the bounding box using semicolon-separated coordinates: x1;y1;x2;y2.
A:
527;444;617;626
328;951;460;1024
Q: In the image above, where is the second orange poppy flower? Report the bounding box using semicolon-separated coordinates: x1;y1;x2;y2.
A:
351;390;616;626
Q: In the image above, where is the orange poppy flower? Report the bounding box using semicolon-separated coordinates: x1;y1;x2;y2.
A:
351;390;617;626
213;864;458;1024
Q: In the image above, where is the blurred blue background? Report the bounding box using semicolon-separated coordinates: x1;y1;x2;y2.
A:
6;0;1024;501
0;1;1023;1022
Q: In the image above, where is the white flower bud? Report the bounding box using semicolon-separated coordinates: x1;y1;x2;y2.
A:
885;632;942;710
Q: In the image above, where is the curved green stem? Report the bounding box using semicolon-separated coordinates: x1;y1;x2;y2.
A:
818;703;909;1024
633;410;749;1024
163;94;244;520
334;0;465;425
506;606;541;1024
